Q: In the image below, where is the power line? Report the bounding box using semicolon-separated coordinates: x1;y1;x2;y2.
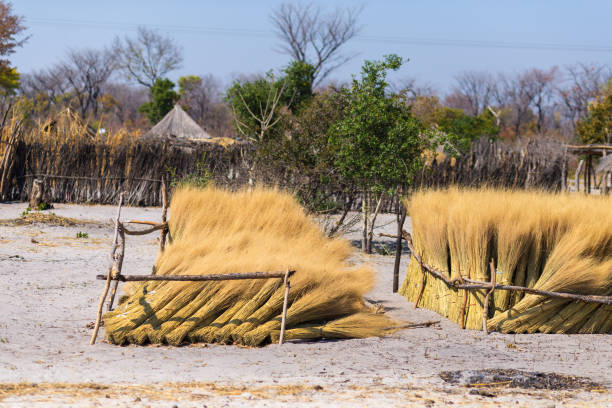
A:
24;17;612;53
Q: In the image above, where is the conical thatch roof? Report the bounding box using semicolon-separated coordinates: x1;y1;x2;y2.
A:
143;105;212;140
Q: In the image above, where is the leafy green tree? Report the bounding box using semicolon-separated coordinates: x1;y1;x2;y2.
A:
576;81;612;144
0;2;26;93
411;95;498;152
226;61;315;143
329;54;433;253
139;78;178;124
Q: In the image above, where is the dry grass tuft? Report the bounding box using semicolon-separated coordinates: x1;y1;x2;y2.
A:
104;186;393;346
400;188;612;333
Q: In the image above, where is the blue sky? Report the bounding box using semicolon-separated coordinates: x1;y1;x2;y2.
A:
11;1;612;92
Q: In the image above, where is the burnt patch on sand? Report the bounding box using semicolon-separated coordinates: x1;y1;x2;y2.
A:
440;369;603;391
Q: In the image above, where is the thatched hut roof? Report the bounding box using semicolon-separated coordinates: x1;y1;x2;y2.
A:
143;105;212;141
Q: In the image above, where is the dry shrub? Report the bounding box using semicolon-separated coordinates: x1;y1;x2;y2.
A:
103;186;394;346
400;188;612;333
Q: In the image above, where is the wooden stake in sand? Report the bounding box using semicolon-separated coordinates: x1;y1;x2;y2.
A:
482;259;496;334
278;268;291;345
158;175;169;256
106;228;125;311
90;192;124;345
393;199;407;293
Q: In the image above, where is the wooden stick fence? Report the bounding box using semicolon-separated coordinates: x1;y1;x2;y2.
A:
90;182;296;346
381;230;612;334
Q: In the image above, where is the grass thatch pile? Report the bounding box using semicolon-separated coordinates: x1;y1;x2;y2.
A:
400;188;612;334
103;186;396;346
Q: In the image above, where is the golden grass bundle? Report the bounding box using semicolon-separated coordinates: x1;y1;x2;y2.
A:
103;186;395;346
400;188;612;334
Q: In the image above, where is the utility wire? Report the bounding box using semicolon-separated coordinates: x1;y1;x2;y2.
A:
24;17;612;53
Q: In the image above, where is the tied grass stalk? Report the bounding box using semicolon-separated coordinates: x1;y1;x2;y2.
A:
187;298;249;343
127;282;212;344
143;283;218;344
241;286;365;346
269;313;398;342
213;279;282;344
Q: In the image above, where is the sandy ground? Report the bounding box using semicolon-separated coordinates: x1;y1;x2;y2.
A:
0;202;610;407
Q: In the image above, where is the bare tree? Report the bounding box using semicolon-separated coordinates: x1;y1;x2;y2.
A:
270;2;361;85
558;62;611;127
58;48;116;118
113;27;183;89
523;67;559;136
21;68;70;104
178;74;233;137
448;71;495;116
392;76;436;102
495;72;535;138
101;82;148;130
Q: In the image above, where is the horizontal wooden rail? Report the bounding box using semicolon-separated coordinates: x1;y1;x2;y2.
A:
383;231;612;305
119;222;167;236
96;270;296;282
18;173;162;182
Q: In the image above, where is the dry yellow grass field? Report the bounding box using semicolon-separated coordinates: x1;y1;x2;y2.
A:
400;188;612;333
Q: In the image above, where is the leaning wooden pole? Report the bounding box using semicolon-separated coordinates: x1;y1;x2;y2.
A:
106;228;126;311
482;259;496;334
158;175;169;256
90;192;124;345
278;268;291;345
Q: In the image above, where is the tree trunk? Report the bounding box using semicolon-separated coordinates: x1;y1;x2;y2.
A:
366;194;384;254
361;189;368;252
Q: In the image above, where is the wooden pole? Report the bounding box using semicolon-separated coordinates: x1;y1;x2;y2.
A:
482;259;496;334
278;268;291;345
414;256;426;309
574;159;584;193
583;156;588;194
106;228;125;311
458;267;468;330
158;175;169;257
96;270;296;282
90;192;124;345
393;196;407;293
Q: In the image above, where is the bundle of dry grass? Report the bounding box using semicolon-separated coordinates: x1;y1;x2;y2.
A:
103;186;394;346
400;188;612;334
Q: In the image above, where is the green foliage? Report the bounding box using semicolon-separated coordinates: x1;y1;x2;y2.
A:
410;95;498;153
36;202;50;211
76;231;89;239
166;153;213;189
139;78;179;125
177;75;201;96
434;107;499;152
329;54;429;194
0;66;19;93
282;61;315;111
576;81;612;144
226;61;315;142
21;207;31;217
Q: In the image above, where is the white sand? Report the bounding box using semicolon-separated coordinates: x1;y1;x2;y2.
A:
0;203;610;407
